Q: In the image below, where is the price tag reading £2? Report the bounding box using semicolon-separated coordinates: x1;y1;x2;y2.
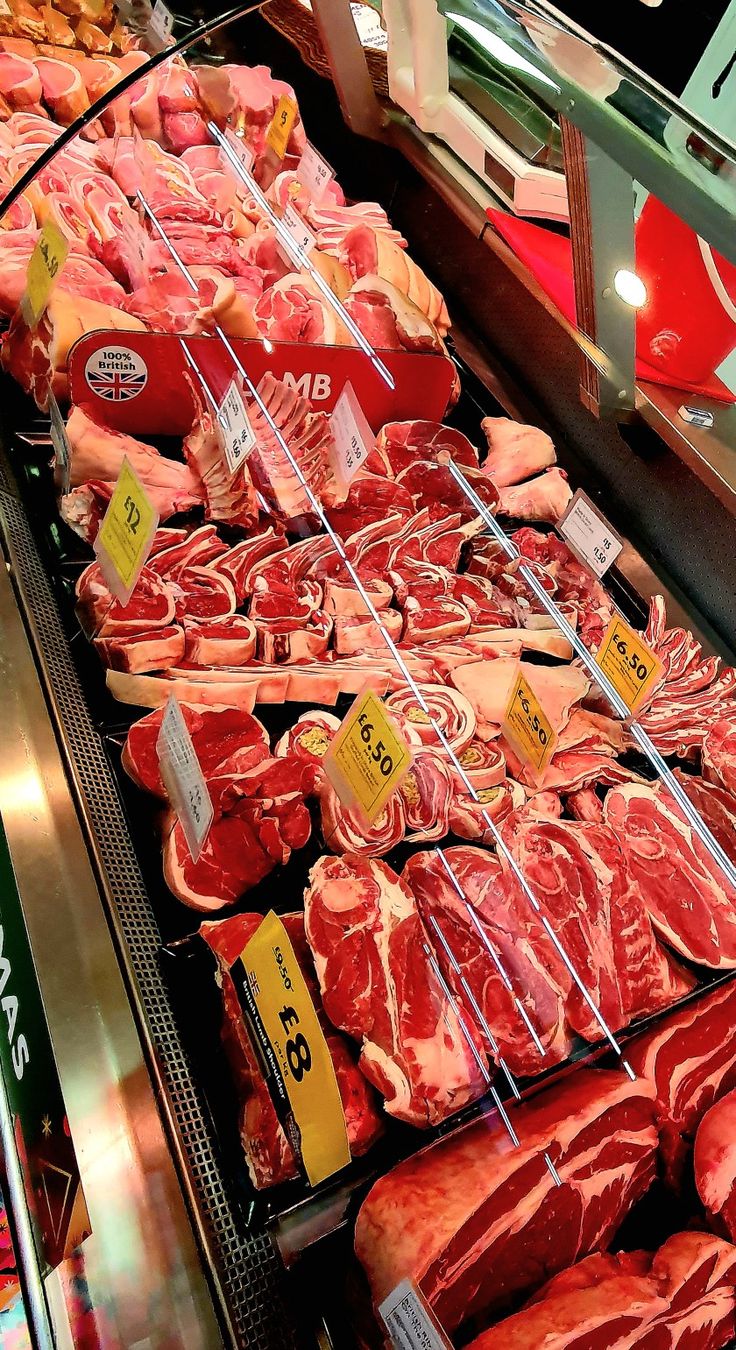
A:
156;696;213;861
94;457;158;605
559;489;623;580
218;379;256;475
597;613;663;715
230;911;350;1186
266;94;297;160
22;219;69;327
329;382;376;490
502;670;557;774
325;687;413;825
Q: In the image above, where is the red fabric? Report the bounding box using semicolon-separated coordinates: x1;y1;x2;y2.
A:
487;209;736;403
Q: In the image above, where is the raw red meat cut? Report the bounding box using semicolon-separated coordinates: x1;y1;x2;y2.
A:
324;476;414;537
384;683;476;757
170;567;237;622
354;1068;658;1330
319;781;406;858
627;981;736;1188
398;750;452;843
274;710;340;783
335;224;449;333
209;529;285;603
452;659;590;742
181;379;259;531
497;468;572;523
468;1231;736;1350
343;276;447;354
370;420;480;476
35;55;89;121
396;459;499;519
75;562;175;638
200;911;383;1188
244;372;334;523
164;754;314;910
65;404;204;503
603;784;736;968
94;624;184;674
480;416;557;487
304;854;488;1126
122;702;269;799
703;719;736;796
695;1089;736;1242
183;616;256;666
667;771;736;859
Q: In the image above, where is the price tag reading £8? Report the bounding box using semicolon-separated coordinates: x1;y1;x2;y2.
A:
156;696;213;860
325;687;413;825
502;670;557;774
218;379;256;476
231;911;351;1186
297;142;335;203
329;382;376;490
559;489;623;580
266;93;297;159
597;613;663;715
22;219;69;328
94;457;158;605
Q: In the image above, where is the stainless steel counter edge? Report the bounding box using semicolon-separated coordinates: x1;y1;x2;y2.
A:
0;461;295;1349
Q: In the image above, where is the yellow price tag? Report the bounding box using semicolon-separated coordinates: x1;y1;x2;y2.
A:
597;613;663;714
502;671;557;773
234;912;350;1186
94;458;158;603
325;687;413;824
22;219;69;327
266;94;297;160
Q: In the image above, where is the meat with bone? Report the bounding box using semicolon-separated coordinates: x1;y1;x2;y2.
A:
164;754;314;911
181;378;258;532
368;419;480;476
254;271;351;345
304;854;488;1126
695;1090;736;1244
1;292;147;410
396;459;500;519
603;783;736;968
627;981;736;1188
335;224;450;333
354;1068;658;1330
64;404;205;504
480;416;557;487
183;615;256;666
451;659;590;742
170;566;237;622
122;701;270;799
94;624;184;674
342;275;447;354
666;771;736;859
208;529;285;604
244;372;334;523
75;562;175;638
497;467;573;523
635;598;736;758
200;911;383;1189
324;476;414;536
703;718;736;795
148;525;229;578
468;1231;736;1350
449;779;526;842
512;527;614;649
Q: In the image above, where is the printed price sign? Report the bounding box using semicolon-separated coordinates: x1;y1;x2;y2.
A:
597;614;663;715
325;687;413;824
297;142;335;203
218;379;256;475
221;127;255;178
230;911;350;1185
145;0;173;50
48;390;70;497
94;458;158;604
21;219;69;328
156;696;213;859
502;671;557;773
266;94;297;159
559;489;623;580
329;381;376;490
379;1280;453;1350
281;201;316;259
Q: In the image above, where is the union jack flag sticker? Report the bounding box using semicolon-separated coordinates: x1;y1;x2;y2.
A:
84;348;148;402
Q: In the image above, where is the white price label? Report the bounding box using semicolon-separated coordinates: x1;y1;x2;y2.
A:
379;1281;452;1350
352;1;388;49
145;0;173;50
297;142;335;203
222;127;255;178
281;201;316;259
329;382;375;489
48;390;71;497
0;0;12;17
559;488;623;579
218;379;256;475
156;696;214;860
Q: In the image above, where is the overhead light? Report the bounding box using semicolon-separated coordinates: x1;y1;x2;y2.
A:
613;268;647;308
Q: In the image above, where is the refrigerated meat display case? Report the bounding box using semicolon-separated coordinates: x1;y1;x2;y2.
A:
1;2;736;1347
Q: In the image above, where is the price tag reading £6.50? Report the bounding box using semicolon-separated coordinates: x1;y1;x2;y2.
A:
559;489;623;580
230;911;351;1186
597;613;663;715
218;379;256;476
325;687;413;825
156;696;214;860
502;670;557;774
94;457;158;605
266;93;297;160
21;218;69;328
329;382;376;491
